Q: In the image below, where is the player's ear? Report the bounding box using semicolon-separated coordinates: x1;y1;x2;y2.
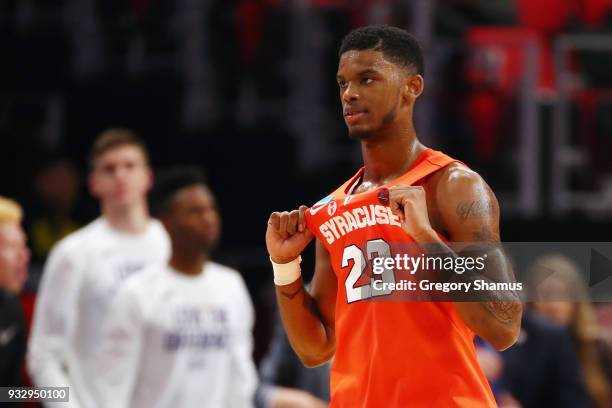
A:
145;166;154;193
403;74;424;100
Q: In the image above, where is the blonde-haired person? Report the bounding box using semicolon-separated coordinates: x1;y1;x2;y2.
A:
0;196;30;389
530;254;612;408
0;196;22;221
0;196;29;294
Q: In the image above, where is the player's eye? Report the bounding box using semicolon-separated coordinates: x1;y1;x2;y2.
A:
361;77;373;85
338;80;348;89
101;165;115;175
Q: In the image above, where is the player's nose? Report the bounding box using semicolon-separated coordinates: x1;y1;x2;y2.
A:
342;83;359;103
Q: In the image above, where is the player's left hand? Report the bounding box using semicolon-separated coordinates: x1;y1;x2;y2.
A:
388;184;436;242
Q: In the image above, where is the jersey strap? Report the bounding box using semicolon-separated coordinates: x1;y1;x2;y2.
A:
391;148;459;187
331;148;460;198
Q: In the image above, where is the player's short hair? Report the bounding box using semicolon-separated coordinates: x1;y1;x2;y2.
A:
338;25;424;76
89;128;149;168
0;196;23;224
149;166;207;217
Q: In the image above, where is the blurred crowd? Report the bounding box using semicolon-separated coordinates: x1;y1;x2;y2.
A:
2;0;612;407
3;0;612;211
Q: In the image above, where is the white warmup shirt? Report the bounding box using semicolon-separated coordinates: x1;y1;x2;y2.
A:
94;262;257;408
27;218;170;408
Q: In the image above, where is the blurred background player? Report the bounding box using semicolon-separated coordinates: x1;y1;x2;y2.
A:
0;196;30;390
498;309;594;408
27;129;170;407
528;255;612;408
94;166;257;408
475;253;610;408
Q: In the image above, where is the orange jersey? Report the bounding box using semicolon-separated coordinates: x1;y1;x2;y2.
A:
305;149;497;408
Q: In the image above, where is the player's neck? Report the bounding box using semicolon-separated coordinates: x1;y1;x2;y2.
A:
361;123;424;183
101;201;150;235
169;251;209;276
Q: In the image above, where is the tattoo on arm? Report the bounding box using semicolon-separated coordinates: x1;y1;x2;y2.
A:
453;196;520;329
481;301;522;326
280;285;322;319
456;200;495;222
280;286;303;300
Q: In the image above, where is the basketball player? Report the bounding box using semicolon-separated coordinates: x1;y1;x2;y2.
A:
28;129;170;407
265;26;522;407
94;167;257;408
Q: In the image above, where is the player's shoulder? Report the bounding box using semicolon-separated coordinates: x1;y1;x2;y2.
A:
208;261;242;278
427;161;492;199
127;263;166;286
118;263;166;298
430;161;481;185
207;262;254;318
147;218;169;239
48;218;105;257
425;161;500;230
208;262;248;287
143;219;171;252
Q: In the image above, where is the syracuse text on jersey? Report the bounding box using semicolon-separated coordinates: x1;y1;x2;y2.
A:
318;201;401;245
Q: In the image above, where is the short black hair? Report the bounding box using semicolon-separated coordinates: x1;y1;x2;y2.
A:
149;166;207;217
338;25;424;76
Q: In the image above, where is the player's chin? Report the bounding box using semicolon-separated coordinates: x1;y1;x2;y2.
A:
199;239;218;253
108;193;135;206
193;231;219;251
347;125;373;140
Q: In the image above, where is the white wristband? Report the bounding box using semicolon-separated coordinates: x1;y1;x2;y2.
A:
271;256;302;286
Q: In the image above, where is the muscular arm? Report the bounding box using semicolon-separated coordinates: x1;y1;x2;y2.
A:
424;165;522;350
275;240;337;367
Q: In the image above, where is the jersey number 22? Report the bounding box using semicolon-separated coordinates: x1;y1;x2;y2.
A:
342;239;395;303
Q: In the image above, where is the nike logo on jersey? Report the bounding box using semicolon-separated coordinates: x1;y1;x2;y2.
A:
310;195;335;215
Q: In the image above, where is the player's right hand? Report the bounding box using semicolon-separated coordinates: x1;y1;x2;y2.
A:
266;205;313;264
